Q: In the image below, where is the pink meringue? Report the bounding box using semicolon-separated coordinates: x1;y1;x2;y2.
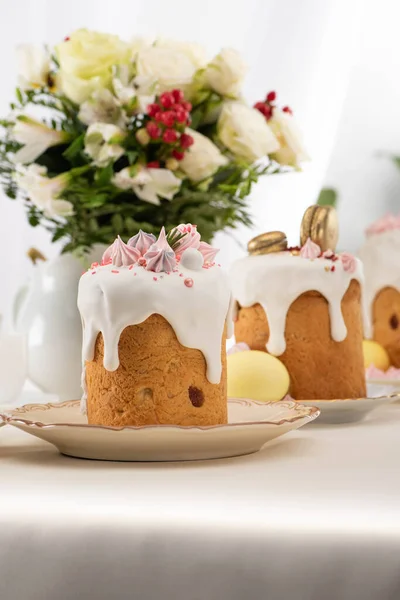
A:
340;252;357;273
366;213;400;236
174;223;201;254
199;241;219;264
102;236;141;267
299;238;321;259
144;227;177;273
366;364;400;379
227;342;250;355
128;230;156;255
322;249;334;259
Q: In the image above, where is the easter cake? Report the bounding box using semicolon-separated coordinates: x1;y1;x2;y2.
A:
78;225;232;427
230;206;367;400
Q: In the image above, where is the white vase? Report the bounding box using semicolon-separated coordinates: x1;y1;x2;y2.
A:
14;249;101;401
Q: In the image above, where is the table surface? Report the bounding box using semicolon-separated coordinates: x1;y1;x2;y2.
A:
1;396;400;600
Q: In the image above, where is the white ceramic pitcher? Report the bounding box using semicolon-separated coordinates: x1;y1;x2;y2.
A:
14;248;101;401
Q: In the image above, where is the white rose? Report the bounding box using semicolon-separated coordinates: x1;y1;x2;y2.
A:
217;102;280;163
113;167;181;205
204;48;247;97
136;43;200;93
268;108;310;168
156;39;207;69
112;65;158;113
84;123;125;167
179;129;228;182
15;165;73;218
16;44;51;90
12;115;71;164
56;29;130;104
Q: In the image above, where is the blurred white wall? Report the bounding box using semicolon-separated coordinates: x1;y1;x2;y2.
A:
325;0;400;252
0;0;362;325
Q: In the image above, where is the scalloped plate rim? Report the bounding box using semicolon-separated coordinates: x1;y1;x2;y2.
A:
2;398;320;431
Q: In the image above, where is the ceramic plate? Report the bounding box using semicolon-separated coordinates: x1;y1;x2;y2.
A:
4;398;319;461
299;384;398;424
366;378;400;391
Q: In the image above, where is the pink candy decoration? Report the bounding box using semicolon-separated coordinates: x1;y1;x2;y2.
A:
173;223;201;254
366;364;400;380
103;236;141;267
128;230;156;254
184;277;194;287
144;227;177;273
322;249;334;259
340;252;357;273
366;213;400;237
198;241;219;264
299;238;321;259
227;342;250;355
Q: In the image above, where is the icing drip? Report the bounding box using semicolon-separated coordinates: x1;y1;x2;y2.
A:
174;223;201;254
128;230;156;254
103;236;141;267
78;261;232;401
358;229;400;334
300;238;321;259
230;252;368;356
199;241;219;264
144;227;176;272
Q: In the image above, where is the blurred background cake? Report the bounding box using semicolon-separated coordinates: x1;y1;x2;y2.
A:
78;225;232;427
230;206;367;400
358;214;400;368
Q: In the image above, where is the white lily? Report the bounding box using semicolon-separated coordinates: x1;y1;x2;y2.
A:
113;167;181;205
15;164;73;218
112;65;157;113
16;44;51;90
12;115;70;164
84;123;126;167
78;89;125;127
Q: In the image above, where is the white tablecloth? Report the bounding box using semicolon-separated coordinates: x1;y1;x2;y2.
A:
1;400;400;600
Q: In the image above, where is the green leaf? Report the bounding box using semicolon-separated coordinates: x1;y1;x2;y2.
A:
392;156;400;170
15;88;23;104
126;150;139;165
63;134;85;162
111;213;124;231
317;187;337;207
84;194;108;208
95;164;114;186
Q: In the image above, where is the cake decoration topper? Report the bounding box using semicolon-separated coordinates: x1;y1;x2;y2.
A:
199;241;219;264
365;213;400;237
102;236;141;267
128;230;156;254
340;252;357;273
300;205;338;252
180;248;204;271
144;227;177;273
173;223;201;254
247;231;288;255
299;237;321;259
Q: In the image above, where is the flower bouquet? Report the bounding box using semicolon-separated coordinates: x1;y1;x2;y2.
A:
0;30;309;253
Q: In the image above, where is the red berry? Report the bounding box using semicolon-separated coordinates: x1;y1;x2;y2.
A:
180;133;194;149
64;36;70;41
154;111;164;122
160;92;174;108
172;150;184;160
163;129;178;144
254;101;268;116
175;107;189;123
146;122;161;139
172;89;184;103
266;91;276;103
182;101;192;112
161;111;175;127
282;106;293;115
264;104;273;119
147;103;159;117
147;161;160;169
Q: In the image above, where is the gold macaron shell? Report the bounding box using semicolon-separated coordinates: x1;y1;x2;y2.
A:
300;205;339;252
247;231;288;255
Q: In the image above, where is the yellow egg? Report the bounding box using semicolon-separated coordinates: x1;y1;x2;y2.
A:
227;350;290;402
362;340;390;371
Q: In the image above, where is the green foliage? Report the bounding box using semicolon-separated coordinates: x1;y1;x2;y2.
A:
392;156;400;170
317;187;337;207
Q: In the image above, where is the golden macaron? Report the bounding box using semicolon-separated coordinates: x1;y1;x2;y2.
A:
247;231;288;255
300;205;339;252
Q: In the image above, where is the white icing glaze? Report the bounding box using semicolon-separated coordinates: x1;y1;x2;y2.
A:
358;229;400;335
230;252;367;356
78;261;232;409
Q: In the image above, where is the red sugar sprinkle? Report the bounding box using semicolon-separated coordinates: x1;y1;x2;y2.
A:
184;277;194;288
179;273;184;277
129;265;134;270
153;277;158;281
91;271;96;275
111;270;119;274
138;257;147;266
134;273;137;276
331;266;336;272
